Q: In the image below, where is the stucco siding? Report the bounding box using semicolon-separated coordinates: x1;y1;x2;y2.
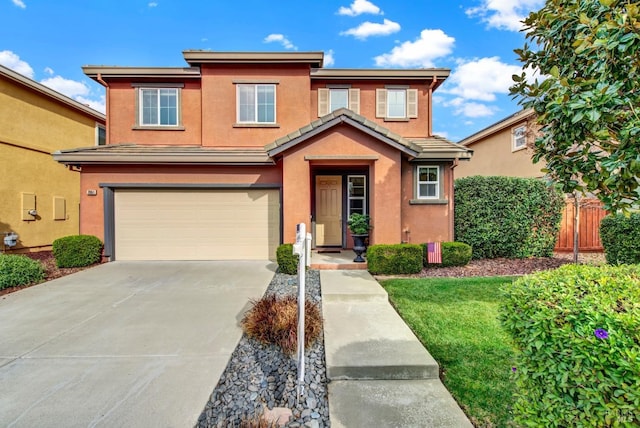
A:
0;76;101;251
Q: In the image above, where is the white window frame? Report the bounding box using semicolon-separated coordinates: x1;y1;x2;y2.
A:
330;88;349;112
512;125;526;151
96;123;106;146
138;87;180;127
386;88;406;119
347;175;367;217
236;84;276;124
416;166;440;199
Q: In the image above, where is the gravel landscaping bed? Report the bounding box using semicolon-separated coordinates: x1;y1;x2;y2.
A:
196;270;329;428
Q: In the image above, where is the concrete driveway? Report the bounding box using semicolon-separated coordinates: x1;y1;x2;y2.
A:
0;261;275;428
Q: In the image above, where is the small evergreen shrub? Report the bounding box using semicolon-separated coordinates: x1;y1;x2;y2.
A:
501;264;640;427
0;254;45;289
276;244;299;275
241;295;323;355
52;235;102;268
455;176;564;259
366;244;422;275
421;242;472;267
600;213;640;265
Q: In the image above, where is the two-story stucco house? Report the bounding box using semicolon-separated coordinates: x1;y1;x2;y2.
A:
0;65;105;253
53;51;471;261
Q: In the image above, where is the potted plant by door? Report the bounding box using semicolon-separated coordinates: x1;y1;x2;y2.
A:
347;213;370;263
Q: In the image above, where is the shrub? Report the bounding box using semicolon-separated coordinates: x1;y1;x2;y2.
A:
276;244;299;275
366;244;422;275
600;213;640;265
0;254;45;289
501;264;640;427
455;176;564;259
421;242;472;267
52;235;102;268
241;294;323;355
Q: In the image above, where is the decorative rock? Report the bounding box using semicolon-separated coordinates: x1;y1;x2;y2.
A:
305;420;320;428
262;407;293;427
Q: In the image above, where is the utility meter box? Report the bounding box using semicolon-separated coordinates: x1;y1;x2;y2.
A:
4;232;18;247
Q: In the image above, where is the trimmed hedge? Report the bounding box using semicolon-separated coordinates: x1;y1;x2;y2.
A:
421;242;472;267
454;176;564;259
600;213;640;265
367;244;422;275
52;235;103;268
276;244;299;275
0;254;45;289
501;264;640;427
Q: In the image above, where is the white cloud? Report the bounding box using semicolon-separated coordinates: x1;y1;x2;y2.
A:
374;29;454;68
433;130;449;138
445;56;522;101
263;33;297;50
466;0;544;31
148;2;157;7
337;0;382;16
12;0;26;9
75;95;106;114
341;19;400;40
446;97;496;118
40;76;91;98
0;50;34;78
324;50;335;67
44;66;54;75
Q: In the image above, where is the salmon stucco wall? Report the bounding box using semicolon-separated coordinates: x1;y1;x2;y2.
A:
280;124;402;245
78;164;282;240
400;159;454;244
106;80;202;146
455;123;544;179
201;65;312;148
0;75;102;251
310;81;430;138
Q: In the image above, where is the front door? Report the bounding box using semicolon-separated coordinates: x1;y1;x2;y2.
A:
315;175;342;246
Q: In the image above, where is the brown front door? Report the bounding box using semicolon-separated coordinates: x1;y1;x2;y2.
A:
315;175;342;246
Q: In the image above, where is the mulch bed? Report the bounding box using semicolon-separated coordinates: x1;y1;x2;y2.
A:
0;251;95;297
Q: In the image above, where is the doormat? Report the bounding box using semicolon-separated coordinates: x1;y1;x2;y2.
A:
317;249;342;254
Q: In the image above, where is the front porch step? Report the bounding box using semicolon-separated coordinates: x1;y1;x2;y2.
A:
310;250;368;270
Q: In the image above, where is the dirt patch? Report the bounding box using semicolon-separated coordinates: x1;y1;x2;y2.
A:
0;251;97;297
415;252;606;278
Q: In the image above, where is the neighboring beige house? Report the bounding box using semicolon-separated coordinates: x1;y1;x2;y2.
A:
455;108;606;252
0;65;105;253
455;108;542;178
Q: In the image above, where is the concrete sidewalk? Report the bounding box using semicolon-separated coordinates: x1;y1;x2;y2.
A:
0;261;274;428
321;270;472;428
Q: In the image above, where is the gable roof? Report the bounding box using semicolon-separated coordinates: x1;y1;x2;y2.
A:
265;108;472;161
0;64;105;122
459;108;535;147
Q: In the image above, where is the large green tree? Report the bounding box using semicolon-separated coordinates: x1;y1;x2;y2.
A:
511;0;640;211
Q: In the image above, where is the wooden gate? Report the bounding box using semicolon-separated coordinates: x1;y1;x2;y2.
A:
555;199;607;252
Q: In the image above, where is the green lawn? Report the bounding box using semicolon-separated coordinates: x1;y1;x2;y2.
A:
380;276;517;428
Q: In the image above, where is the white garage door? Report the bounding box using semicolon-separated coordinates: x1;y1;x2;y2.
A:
114;189;280;260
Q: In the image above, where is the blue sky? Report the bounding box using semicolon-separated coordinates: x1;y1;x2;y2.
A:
1;0;543;142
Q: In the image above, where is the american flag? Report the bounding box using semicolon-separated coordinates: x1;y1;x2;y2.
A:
427;242;442;264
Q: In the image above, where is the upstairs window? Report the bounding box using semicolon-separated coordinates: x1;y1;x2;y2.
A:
417;166;439;199
317;87;360;116
237;84;276;124
139;88;179;126
376;87;418;120
512;125;526;151
96;124;106;145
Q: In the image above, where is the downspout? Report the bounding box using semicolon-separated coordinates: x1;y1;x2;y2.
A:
427;76;437;137
96;73;109;145
449;159;459;241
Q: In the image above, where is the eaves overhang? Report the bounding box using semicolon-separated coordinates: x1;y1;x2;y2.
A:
53;144;275;166
183;51;324;68
82;66;201;81
458;108;536;146
0;64;105;121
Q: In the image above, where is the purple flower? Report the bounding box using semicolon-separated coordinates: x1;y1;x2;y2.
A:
511;367;517;373
594;329;609;339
